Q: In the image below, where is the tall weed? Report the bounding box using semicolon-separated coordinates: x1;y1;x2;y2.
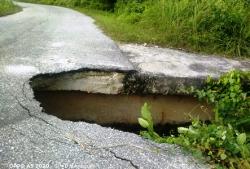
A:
115;0;250;57
19;0;250;57
0;0;21;16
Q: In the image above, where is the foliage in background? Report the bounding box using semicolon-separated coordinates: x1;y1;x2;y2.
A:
139;71;250;168
19;0;250;58
114;0;250;57
196;71;250;131
19;0;117;10
0;0;21;16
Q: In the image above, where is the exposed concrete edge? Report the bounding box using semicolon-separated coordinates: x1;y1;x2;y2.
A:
31;67;136;79
30;68;133;94
123;72;208;95
31;68;209;96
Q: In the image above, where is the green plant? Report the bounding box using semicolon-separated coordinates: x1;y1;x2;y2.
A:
138;71;250;168
138;103;159;140
138;104;250;168
114;0;250;57
196;70;250;130
19;0;117;10
0;0;21;16
165;120;250;168
19;0;250;58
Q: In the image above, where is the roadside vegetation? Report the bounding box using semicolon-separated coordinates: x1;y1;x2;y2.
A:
138;70;250;168
13;1;250;167
0;0;21;16
19;0;249;58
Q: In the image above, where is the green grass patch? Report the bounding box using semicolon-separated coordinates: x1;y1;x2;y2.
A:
80;0;250;58
76;8;163;45
19;0;250;58
0;0;21;17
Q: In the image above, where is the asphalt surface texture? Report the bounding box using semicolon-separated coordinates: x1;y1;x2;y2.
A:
0;2;209;169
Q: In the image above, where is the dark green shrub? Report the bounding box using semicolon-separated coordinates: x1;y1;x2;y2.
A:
139;104;250;168
0;0;21;16
18;0;250;57
115;0;146;23
165;120;250;168
138;71;250;168
115;0;250;57
19;0;117;10
196;71;250;130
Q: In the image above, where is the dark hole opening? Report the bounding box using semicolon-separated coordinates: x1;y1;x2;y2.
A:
34;90;212;135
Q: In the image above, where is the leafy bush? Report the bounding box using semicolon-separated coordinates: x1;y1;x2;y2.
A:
0;0;21;16
115;0;250;57
139;104;250;168
196;71;250;130
115;0;146;23
138;71;250;168
165;120;250;168
19;0;117;10
19;0;250;57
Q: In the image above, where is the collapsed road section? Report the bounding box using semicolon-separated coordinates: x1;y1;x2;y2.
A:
0;2;249;169
31;70;212;126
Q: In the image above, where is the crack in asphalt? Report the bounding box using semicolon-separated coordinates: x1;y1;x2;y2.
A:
32;129;76;147
108;149;139;169
21;81;33;101
16;97;55;127
65;133;140;168
15;86;152;169
13;81;155;169
11;119;140;168
13;86;60;130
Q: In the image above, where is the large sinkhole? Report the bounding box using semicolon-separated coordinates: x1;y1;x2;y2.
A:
31;71;213;134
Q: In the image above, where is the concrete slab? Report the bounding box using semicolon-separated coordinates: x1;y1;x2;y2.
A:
119;44;250;94
0;2;133;73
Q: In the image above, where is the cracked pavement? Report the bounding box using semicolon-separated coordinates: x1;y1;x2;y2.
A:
0;2;209;169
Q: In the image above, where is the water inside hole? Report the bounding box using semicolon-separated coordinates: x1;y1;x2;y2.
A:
34;91;212;135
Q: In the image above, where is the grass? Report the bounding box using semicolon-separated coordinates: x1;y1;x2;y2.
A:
18;0;250;58
0;0;21;17
81;0;250;58
76;8;161;44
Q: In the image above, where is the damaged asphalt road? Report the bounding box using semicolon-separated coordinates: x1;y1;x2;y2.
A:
1;2;249;168
0;2;209;169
